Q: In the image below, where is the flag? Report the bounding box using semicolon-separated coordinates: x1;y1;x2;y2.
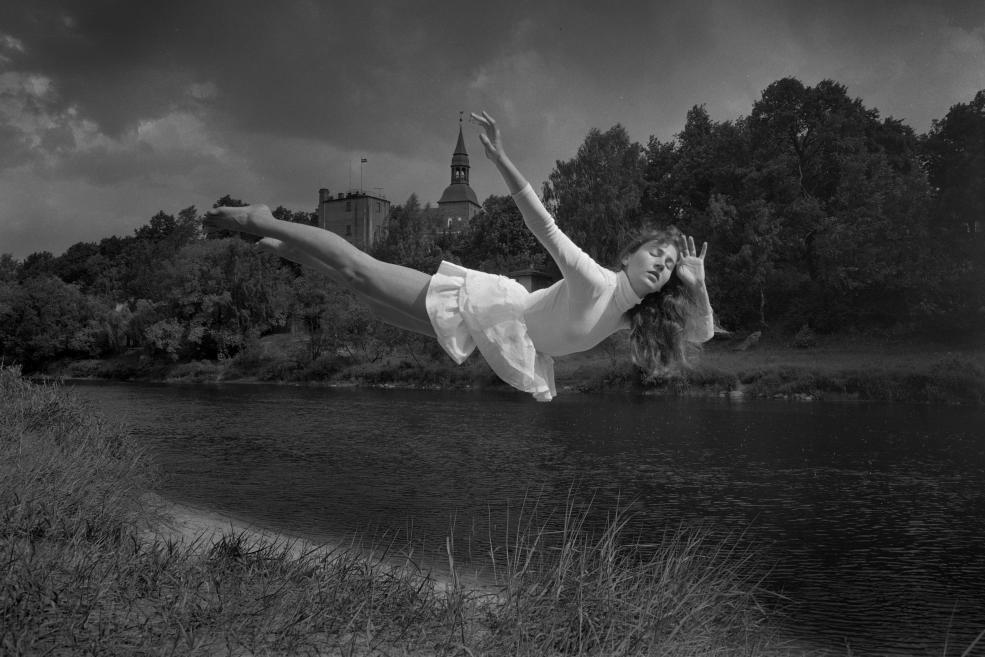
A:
361;158;367;163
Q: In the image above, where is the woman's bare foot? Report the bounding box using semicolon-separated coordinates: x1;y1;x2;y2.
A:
203;205;276;236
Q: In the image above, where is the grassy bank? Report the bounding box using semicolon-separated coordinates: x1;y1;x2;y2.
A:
46;329;985;405
565;332;985;405
1;366;804;656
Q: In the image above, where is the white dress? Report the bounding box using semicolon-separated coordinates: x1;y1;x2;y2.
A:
425;184;713;401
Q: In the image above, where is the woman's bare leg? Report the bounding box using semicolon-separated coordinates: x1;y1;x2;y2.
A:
255;237;435;337
205;205;433;330
255;237;347;285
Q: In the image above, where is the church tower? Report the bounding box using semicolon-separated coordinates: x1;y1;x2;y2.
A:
437;115;481;227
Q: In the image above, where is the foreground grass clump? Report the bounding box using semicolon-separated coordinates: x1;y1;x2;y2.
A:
480;498;783;656
1;365;791;656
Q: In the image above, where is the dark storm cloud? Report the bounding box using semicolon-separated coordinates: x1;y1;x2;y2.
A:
3;0;520;154
0;0;982;257
7;0;982;151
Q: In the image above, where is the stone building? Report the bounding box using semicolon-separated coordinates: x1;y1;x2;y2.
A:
316;188;391;252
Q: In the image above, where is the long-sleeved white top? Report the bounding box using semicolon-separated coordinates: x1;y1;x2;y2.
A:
512;184;714;356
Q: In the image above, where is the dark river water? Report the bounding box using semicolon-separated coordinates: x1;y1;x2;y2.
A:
70;382;984;656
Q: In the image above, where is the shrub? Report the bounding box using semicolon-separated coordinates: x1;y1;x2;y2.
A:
166;360;223;382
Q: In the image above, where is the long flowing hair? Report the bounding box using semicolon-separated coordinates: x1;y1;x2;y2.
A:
615;225;700;380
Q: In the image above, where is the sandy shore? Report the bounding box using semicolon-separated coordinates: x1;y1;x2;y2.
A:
138;493;492;594
138;492;356;563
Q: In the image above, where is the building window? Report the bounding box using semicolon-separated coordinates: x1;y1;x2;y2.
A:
345;224;352;236
376;201;381;212
345;201;351;212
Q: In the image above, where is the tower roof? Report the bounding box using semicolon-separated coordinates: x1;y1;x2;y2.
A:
454;125;468;156
441;117;479;209
452;125;469;167
438;183;479;206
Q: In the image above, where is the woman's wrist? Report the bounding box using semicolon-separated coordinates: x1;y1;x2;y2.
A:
495;153;527;195
689;281;712;311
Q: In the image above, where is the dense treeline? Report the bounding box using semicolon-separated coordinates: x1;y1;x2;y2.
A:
1;78;982;373
543;79;983;332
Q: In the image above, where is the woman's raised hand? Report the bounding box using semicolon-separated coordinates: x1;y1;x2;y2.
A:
469;111;504;161
470;111;528;194
676;235;708;289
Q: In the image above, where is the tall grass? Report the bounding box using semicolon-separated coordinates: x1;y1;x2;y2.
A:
2;365;797;655
481;494;784;656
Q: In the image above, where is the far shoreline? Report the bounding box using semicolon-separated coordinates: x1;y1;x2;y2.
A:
34;330;985;406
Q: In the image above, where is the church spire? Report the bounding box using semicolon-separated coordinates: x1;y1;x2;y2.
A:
450;112;470;185
437;112;481;221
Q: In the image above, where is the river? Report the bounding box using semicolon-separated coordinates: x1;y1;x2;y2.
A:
70;381;985;656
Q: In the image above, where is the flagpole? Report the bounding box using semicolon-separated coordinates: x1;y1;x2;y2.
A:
360;157;367;194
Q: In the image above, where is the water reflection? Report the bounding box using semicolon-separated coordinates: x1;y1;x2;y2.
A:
72;382;985;656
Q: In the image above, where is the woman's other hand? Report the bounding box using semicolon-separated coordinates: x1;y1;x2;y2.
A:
676;235;708;289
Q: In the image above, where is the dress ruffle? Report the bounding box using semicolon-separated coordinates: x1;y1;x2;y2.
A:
426;261;556;402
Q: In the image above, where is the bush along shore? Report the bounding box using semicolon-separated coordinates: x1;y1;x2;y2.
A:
42;329;985;406
0;365;811;656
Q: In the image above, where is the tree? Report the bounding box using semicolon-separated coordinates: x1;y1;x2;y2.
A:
920;89;985;325
289;272;394;363
270;207;319;275
125;206;204;300
642;106;778;328
543;125;645;266
745;78;933;329
207;195;249;240
213;195;247;208
661;106;751;215
922;90;985;235
135;210;179;242
272;205;318;226
0;275;94;369
18;251;55;281
291;271;339;362
0;254;18;283
122;238;170;301
700;195;783;329
455;194;548;275
150;238;293;359
372;195;444;273
49;241;101;289
640;135;681;226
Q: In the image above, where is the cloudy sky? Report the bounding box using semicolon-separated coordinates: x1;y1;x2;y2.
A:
1;0;983;258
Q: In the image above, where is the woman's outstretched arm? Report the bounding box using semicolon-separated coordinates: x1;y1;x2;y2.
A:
469;111;607;289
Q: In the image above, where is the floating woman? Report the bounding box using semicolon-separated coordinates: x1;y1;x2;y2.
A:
204;112;715;401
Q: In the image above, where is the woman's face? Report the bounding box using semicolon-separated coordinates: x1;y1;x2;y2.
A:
622;239;680;297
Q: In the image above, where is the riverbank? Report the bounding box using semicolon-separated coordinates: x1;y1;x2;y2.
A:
45;329;985;405
2;365;814;656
